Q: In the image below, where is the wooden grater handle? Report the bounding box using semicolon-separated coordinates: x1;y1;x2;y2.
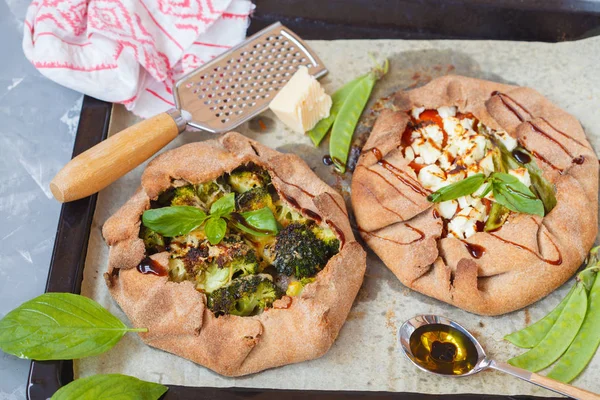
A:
50;111;185;203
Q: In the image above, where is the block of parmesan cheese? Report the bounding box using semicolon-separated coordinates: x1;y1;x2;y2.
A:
269;66;332;133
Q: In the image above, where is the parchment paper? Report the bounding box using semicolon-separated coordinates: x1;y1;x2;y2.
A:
76;37;600;396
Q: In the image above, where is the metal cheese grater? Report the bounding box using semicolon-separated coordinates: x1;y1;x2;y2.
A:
174;21;327;132
50;22;328;203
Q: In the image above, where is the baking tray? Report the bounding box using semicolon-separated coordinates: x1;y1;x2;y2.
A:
27;2;600;398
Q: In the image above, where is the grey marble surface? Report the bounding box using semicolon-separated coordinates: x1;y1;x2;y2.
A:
0;2;82;399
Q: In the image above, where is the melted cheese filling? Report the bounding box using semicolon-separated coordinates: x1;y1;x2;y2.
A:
405;106;528;239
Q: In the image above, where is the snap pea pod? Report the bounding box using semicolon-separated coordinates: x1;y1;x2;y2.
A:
504;285;574;348
484;203;511;232
496;142;557;215
507;282;588;372
548;273;600;383
308;73;368;146
329;59;388;173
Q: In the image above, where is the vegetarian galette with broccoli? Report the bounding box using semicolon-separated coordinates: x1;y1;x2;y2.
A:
351;75;598;315
103;132;365;376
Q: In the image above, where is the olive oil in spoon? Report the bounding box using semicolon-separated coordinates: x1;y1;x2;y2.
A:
399;315;599;400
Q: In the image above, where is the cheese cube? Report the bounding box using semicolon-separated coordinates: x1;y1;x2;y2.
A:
269;66;332;133
419;164;446;191
411;107;425;120
438;200;458;219
437;106;457;118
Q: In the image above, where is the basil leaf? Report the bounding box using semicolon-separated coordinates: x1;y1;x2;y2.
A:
491;171;523;185
427;174;486;203
142;206;207;237
210;192;235;217
0;293;145;360
228;212;276;237
240;207;279;235
491;173;545;217
51;374;167;400
205;217;227;245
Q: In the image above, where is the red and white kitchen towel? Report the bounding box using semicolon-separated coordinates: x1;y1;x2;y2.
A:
23;0;254;118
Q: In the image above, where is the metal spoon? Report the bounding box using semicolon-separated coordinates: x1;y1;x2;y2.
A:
399;315;600;400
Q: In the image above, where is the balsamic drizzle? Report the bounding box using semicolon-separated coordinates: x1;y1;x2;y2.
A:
359;224;425;245
488;233;562;265
137;257;167;276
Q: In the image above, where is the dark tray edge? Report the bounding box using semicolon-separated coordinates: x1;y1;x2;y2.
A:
27;96;112;399
251;0;600;42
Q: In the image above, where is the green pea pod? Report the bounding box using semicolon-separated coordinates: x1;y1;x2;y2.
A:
547;272;600;383
495;141;557;215
330;59;388;173
484;203;511;232
529;168;557;215
507;283;588;372
504;285;574;348
329;75;376;173
578;265;600;291
308;73;369;146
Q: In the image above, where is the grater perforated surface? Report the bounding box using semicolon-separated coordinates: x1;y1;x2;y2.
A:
173;22;328;133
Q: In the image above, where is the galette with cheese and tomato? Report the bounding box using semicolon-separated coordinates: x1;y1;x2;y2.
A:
351;75;598;315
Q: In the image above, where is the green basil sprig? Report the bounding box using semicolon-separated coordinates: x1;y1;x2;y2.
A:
0;293;145;360
427;173;486;203
427;172;544;217
51;374;167;400
142;192;278;244
491;172;544;216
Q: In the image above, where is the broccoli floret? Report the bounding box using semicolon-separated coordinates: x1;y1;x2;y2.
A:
236;187;275;212
196;263;232;293
171;185;201;206
273;222;340;279
168;229;260;293
139;226;166;254
196;180;230;208
230;250;260;276
228;165;271;193
212;234;257;268
168;258;188;282
274;201;306;227
207;274;282;316
196;250;259;293
311;225;340;256
169;229;207;258
171;233;260;293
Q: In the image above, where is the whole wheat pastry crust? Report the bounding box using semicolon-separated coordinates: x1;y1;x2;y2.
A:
351;75;598;316
102;132;366;376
